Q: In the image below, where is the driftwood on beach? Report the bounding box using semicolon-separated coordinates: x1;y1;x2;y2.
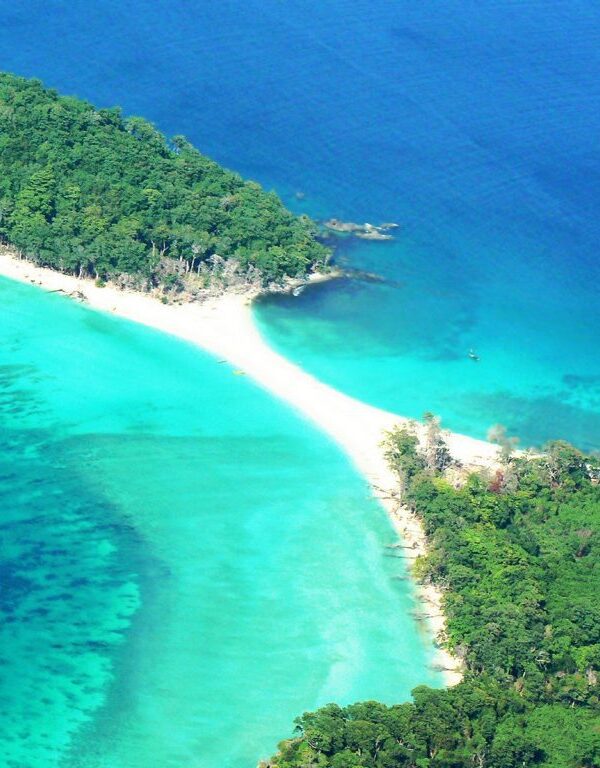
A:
48;288;88;303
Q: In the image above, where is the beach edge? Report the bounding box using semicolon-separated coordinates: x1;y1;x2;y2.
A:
0;247;501;685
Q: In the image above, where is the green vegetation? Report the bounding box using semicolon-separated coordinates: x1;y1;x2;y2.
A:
266;431;600;767
0;72;329;289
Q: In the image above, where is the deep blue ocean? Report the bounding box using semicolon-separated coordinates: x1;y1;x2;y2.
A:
1;0;598;449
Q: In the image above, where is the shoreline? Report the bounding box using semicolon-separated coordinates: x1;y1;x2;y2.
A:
0;248;500;686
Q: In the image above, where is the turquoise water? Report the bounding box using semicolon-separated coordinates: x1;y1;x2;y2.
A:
254;262;600;451
0;277;438;767
2;0;598;449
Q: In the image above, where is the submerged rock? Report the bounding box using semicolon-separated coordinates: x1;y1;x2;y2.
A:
322;219;398;240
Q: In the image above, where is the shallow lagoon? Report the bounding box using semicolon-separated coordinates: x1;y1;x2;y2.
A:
0;278;438;767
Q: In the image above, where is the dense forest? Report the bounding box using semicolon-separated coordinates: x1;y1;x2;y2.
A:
0;72;329;290
266;431;600;767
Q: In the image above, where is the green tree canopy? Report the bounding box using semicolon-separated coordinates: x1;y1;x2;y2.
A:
0;72;329;286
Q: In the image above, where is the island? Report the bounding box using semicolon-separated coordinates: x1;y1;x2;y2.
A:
0;72;330;300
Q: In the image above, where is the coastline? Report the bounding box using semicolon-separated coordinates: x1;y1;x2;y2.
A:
0;248;500;686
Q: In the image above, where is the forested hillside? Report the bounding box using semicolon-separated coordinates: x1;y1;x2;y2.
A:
0;72;328;288
267;433;600;768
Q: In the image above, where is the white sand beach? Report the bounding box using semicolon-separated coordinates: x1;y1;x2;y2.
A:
0;248;501;685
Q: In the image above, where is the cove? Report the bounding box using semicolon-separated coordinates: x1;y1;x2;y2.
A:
0;277;439;767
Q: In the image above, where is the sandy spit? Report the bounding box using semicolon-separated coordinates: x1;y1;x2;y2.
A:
0;248;501;685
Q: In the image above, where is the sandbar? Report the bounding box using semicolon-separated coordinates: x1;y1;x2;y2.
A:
0;248;501;685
